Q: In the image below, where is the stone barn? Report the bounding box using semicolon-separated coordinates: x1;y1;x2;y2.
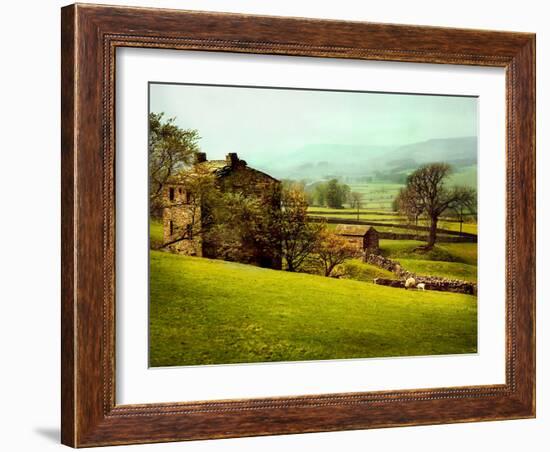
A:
334;224;380;255
162;152;282;269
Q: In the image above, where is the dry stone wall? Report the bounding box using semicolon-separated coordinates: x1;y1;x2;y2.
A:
378;231;476;243
364;253;477;295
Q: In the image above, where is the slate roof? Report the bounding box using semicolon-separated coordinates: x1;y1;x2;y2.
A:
334;224;377;236
168;158;279;184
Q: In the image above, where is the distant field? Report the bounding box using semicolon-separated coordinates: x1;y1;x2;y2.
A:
347;183;403;210
309;211;404;222
436;220;477;235
307;204;478;236
413;218;477;235
307;207;396;215
149;251;477;367
448;165;477;187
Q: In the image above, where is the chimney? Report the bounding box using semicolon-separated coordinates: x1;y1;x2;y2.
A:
195;152;207;164
226;152;239;167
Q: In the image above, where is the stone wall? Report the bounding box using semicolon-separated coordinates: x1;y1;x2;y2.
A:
378;231;476;243
364;253;404;274
364;253;477;295
373;277;477;295
309;216;477;243
162;203;202;256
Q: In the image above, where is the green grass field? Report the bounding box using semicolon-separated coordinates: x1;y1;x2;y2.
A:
397;259;477;282
448;165;477;187
346;183;403;210
150;219;164;249
342;259;397;282
149;251;477;367
380;240;478;265
307;205;478;235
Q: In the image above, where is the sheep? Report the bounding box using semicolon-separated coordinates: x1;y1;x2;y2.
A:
417;283;426;291
404;277;416;290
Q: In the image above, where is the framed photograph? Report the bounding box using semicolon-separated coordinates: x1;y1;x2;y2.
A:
61;3;535;447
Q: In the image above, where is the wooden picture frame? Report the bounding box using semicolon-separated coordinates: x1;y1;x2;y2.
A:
61;3;535;447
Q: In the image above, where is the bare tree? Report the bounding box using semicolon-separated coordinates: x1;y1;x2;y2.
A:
394;187;423;226
396;163;476;249
448;188;477;235
349;191;364;220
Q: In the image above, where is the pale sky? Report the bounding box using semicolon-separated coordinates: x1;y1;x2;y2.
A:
149;82;478;161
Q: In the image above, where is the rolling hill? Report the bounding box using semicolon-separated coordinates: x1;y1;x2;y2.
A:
250;137;477;185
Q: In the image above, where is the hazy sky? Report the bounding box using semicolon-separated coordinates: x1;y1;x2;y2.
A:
149;83;478;161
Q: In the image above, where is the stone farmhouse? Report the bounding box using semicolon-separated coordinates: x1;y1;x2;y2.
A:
162;152;282;269
334;224;380;254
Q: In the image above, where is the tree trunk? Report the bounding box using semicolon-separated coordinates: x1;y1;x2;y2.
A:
426;216;438;249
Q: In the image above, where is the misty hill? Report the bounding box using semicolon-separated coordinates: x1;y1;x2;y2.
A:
250;143;390;180
386;137;477;171
249;137;476;182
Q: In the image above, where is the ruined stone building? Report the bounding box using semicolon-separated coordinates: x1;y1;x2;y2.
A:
162;152;282;269
334;224;380;255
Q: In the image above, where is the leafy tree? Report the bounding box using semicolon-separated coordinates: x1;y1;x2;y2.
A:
315;228;359;276
325;179;350;208
340;183;351;206
276;186;325;272
160;164;218;248
395;163;476;249
314;183;327;206
149;112;200;216
203;192;265;263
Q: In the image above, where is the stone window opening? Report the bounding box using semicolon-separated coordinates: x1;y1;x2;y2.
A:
169;220;173;236
169;187;175;201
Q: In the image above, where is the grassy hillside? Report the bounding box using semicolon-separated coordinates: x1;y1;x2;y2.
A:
448;165;477;188
397;259;477;282
150;219;163;249
380;240;477;265
150;251;477;367
342;259;397;282
254;138;477;184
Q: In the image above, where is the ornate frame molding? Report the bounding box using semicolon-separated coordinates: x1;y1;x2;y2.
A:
62;4;535;447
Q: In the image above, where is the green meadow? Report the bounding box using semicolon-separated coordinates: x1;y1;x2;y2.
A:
149;219;164;249
149;251;477;367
